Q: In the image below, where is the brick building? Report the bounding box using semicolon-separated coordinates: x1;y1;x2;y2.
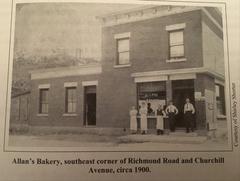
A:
28;6;226;133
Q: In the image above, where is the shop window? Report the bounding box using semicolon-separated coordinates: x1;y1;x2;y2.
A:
215;84;226;115
169;30;184;59
137;82;166;113
39;88;49;114
65;87;77;113
117;38;130;65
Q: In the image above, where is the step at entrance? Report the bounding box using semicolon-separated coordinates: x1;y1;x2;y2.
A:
169;131;198;137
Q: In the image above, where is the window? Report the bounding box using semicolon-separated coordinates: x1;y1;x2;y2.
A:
169;30;184;59
65;87;77;113
137;82;166;112
117;38;130;65
215;84;226;115
39;89;49;114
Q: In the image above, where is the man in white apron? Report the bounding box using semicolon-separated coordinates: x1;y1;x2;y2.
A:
129;106;138;134
139;102;148;134
156;104;166;135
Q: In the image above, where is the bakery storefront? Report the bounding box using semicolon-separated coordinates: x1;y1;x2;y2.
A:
132;69;225;131
136;80;195;130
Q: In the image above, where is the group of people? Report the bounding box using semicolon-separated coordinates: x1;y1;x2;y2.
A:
129;98;195;135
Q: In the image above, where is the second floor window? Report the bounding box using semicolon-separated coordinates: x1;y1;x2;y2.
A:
169;30;184;59
65;87;77;113
117;38;130;65
39;88;49;114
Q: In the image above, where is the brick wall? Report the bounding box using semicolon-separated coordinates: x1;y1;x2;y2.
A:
202;11;224;76
29;75;99;126
102;10;203;73
98;10;204;128
97;72;136;128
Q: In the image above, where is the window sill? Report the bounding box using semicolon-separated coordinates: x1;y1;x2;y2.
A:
114;64;131;68
166;58;187;63
63;113;78;117
217;115;226;120
37;114;48;117
84;125;97;128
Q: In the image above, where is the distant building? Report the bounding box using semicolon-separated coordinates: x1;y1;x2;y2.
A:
27;6;226;133
10;88;30;124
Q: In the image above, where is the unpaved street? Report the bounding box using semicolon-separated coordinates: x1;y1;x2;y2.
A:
8;133;229;151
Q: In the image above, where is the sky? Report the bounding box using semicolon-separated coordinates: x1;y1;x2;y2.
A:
14;3;144;61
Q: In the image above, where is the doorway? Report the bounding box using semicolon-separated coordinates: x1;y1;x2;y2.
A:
172;79;195;128
84;86;96;126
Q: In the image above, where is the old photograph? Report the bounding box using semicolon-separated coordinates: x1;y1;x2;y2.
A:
7;2;230;151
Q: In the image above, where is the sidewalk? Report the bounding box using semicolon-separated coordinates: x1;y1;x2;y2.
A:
8;132;229;151
118;132;207;144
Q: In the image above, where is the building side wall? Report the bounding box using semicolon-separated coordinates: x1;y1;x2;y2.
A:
204;7;222;26
202;12;224;76
194;73;215;129
195;73;215;94
29;75;99;126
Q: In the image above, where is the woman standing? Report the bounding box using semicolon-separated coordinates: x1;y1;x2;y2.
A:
129;106;138;134
156;104;166;135
139;102;148;134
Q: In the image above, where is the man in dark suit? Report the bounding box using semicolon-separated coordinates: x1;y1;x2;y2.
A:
183;98;195;133
165;101;178;132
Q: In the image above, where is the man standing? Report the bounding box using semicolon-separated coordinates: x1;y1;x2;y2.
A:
165;101;178;132
184;98;195;133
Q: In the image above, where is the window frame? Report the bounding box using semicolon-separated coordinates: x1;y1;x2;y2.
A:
116;37;130;65
39;88;49;114
168;29;185;60
215;84;226;116
137;81;167;107
65;86;77;114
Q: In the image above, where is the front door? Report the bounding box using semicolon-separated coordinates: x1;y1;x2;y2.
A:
172;80;195;128
84;86;96;126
